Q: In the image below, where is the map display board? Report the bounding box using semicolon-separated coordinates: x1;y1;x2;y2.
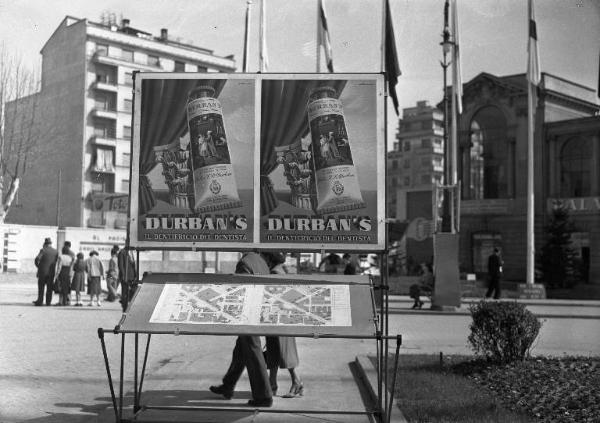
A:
149;283;352;327
129;73;385;251
120;273;376;337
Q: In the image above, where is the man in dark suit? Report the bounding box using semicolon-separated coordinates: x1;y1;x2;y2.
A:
117;247;138;312
210;251;273;407
486;247;503;299
33;238;59;306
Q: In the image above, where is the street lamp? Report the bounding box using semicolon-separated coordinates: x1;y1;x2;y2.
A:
439;0;454;233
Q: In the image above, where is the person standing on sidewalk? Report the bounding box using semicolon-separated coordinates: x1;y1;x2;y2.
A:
54;245;75;306
210;251;273;408
105;245;120;302
86;250;104;306
118;247;138;312
70;252;86;306
485;248;503;300
33;238;58;306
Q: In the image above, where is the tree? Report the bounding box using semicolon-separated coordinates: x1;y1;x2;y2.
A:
537;205;581;289
0;44;49;223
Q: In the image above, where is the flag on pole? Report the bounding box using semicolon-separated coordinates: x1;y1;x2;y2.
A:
260;0;268;72
450;0;463;115
385;0;401;115
318;0;334;72
527;0;540;85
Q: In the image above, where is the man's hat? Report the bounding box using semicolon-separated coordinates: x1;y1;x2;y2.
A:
44;238;52;245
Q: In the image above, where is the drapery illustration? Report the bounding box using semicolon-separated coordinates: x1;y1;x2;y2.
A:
260;79;346;215
138;79;225;215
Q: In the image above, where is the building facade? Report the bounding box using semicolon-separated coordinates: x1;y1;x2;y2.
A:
5;16;236;228
387;101;445;272
455;72;599;283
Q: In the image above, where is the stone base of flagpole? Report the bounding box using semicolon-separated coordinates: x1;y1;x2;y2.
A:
518;283;547;300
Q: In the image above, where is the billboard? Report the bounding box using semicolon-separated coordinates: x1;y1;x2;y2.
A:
129;73;384;251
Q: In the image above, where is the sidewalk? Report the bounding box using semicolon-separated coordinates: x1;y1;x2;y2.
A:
0;273;398;423
387;295;600;319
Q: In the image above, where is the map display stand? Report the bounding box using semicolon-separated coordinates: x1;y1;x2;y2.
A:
98;271;401;422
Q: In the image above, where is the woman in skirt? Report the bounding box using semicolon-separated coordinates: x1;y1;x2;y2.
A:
54;245;74;306
70;253;86;306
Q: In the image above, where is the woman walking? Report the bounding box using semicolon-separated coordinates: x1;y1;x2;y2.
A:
261;252;304;398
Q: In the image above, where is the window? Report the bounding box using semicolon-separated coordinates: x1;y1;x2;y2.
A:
90;172;114;192
95;93;115;111
174;60;185;72
96;43;108;56
404;177;410;186
121;49;133;62
391;160;398;170
124;72;133;86
421;139;432;148
560;137;592;197
466;106;509;199
433;139;442;146
197;65;207;72
122;152;131;166
403;159;410;168
94;148;115;172
148;55;160;66
121;179;130;192
403;141;411;151
123;99;132;113
122;126;132;140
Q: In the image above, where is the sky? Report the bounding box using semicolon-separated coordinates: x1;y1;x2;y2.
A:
1;0;599;143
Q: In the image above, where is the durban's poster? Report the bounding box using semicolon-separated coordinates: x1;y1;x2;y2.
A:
129;73;384;250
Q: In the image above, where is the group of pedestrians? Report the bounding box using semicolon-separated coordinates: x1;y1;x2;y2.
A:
32;238;137;311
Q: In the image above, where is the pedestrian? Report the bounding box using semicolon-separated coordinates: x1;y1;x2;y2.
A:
70;252;86;306
86;250;104;306
409;263;434;309
261;251;303;399
318;253;342;273
210;251;273;407
54;245;75;306
485;247;504;300
362;254;381;276
106;245;120;302
118;247;138;312
33;238;59;306
342;253;358;275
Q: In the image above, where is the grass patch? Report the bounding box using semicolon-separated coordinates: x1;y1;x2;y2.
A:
378;354;533;423
377;354;600;423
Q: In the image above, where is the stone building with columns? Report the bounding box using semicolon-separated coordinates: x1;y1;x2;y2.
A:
451;72;599;283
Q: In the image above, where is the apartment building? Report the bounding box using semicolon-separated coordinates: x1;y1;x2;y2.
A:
6;16;236;228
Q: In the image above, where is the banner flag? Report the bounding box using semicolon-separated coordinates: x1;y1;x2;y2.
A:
451;0;463;114
318;0;334;72
527;0;541;85
385;0;401;115
260;0;268;72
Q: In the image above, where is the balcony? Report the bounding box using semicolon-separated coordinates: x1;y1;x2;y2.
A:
90;135;117;147
92;51;163;71
91;80;118;92
90;107;118;120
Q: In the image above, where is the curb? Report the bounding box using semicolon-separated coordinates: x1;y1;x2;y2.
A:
354;355;407;423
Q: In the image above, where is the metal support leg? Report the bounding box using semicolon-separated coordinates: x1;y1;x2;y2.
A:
386;335;402;423
134;333;139;413
138;334;151;410
98;328;119;422
119;333;125;420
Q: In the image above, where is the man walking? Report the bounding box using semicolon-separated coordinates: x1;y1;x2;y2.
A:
33;238;58;306
118;247;138;312
209;251;273;407
485;247;503;299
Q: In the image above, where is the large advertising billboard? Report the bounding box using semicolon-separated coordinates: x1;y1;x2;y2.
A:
129;73;384;251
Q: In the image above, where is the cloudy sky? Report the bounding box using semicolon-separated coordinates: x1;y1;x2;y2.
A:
2;0;599;134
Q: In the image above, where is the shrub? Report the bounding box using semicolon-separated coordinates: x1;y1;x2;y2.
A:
468;301;541;363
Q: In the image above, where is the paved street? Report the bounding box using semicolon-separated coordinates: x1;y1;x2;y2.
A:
1;273;599;422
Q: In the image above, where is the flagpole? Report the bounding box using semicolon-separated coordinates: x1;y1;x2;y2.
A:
526;0;539;285
243;0;252;72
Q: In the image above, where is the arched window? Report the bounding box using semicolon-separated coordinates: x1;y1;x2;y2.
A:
560;137;591;197
467;106;509;199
